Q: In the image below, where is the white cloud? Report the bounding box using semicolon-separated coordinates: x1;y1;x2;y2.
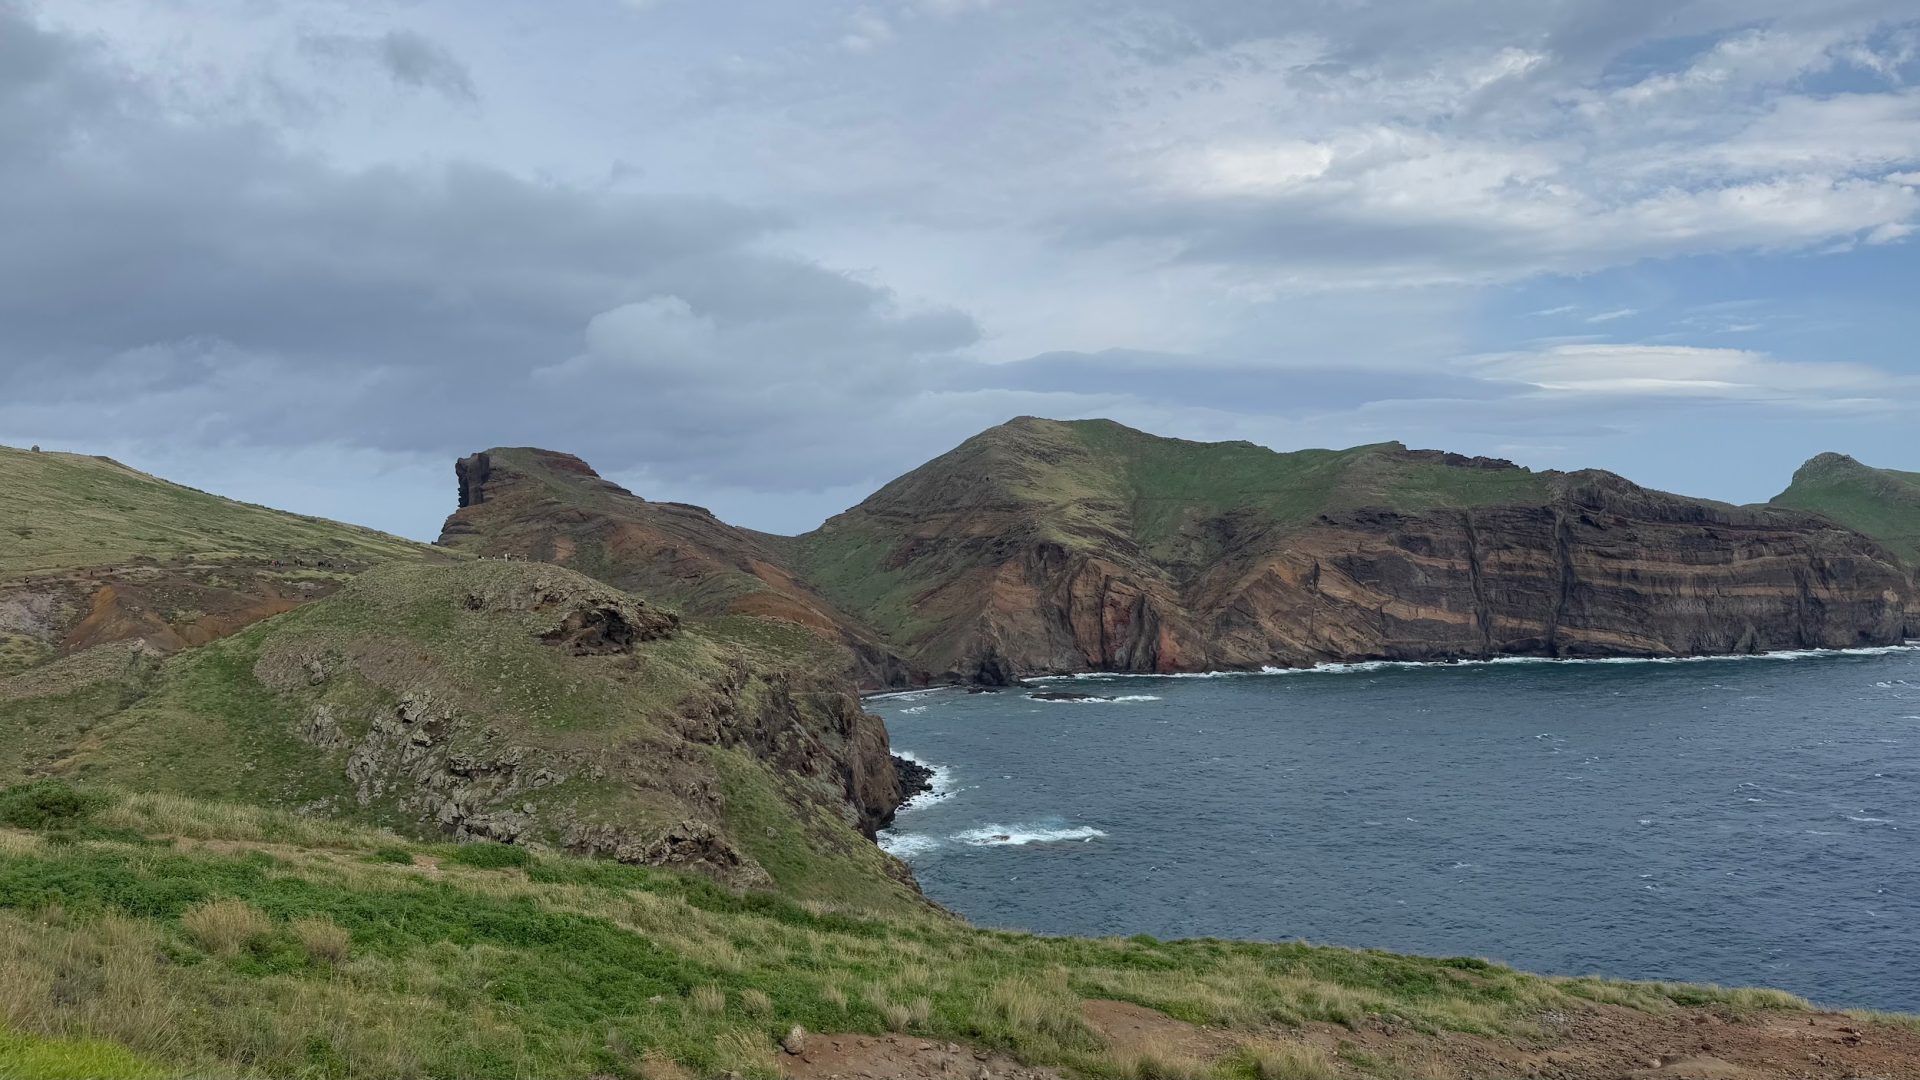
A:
1472;344;1900;406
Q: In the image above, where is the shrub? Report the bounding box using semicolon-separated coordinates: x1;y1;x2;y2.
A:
367;846;415;865
0;780;104;830
292;916;352;966
445;843;534;870
181;899;273;956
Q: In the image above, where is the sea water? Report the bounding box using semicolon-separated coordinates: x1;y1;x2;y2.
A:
877;646;1920;1011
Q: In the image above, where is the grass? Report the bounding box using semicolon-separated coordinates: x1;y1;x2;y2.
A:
0;782;1855;1079
0;1026;164;1080
1771;451;1920;566
0;559;925;916
0;444;427;578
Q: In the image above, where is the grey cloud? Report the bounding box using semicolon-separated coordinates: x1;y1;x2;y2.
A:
301;29;478;102
0;8;990;495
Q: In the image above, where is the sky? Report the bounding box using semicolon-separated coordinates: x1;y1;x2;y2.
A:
3;0;1918;540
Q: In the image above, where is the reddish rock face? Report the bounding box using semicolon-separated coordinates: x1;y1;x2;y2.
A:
843;472;1910;682
438;447;922;690
437;425;1914;687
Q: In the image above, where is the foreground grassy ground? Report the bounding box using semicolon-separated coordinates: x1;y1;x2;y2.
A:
0;781;1847;1080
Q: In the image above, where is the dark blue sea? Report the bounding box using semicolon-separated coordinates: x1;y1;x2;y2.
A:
874;647;1920;1012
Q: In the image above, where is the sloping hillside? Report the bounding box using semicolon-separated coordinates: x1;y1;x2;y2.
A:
0;445;434;675
1772;452;1920;567
2;783;1915;1080
0;559;917;909
436;448;919;689
794;418;1911;681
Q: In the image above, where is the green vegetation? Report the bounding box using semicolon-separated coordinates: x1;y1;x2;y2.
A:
0;444;428;577
1064;420;1550;558
0;784;1826;1080
1771;452;1920;566
0;559;920;915
794;417;1557;664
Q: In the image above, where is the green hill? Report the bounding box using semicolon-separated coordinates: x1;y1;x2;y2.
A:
0;559;917;913
0;445;434;677
1771;453;1920;567
0;445;423;577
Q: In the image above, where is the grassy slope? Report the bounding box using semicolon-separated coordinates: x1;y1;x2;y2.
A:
1771;453;1920;566
0;560;917;915
0;445;426;578
0;784;1834;1080
795;418;1554;648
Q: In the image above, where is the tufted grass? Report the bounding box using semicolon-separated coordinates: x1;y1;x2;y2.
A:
0;782;1854;1080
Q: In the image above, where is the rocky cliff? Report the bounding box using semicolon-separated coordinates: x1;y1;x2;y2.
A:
438;448;921;690
1770;452;1920;639
430;422;1914;687
792;419;1912;680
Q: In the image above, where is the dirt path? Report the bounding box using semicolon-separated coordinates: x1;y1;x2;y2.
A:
780;1001;1920;1079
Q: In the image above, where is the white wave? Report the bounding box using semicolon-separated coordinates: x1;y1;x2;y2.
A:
900;705;928;714
878;832;942;858
863;687;950;702
891;750;958;814
954;823;1106;846
1846;815;1892;824
1026;643;1920;683
1024;694;1162;704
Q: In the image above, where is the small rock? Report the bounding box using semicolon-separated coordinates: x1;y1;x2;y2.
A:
782;1026;807;1055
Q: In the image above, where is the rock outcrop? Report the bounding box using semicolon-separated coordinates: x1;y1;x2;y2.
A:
438;448;922;690
8;559;923;897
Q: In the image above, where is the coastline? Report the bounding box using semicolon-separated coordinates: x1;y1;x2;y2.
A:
862;642;1920;699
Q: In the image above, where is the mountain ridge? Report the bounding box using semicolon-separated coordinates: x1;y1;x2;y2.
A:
434;419;1914;686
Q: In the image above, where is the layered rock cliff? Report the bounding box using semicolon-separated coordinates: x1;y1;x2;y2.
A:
434;422;1915;687
791;419;1912;680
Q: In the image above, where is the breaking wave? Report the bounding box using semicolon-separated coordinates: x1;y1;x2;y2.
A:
891;750;957;813
1025;694;1163;703
954;824;1107;846
1025;644;1920;682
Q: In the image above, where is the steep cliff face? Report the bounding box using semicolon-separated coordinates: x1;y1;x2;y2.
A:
795;419;1914;679
1770;453;1920;639
437;448;921;689
426;425;1913;687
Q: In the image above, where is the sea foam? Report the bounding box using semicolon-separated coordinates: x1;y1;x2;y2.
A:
954;824;1107;846
890;750;957;813
1024;643;1920;683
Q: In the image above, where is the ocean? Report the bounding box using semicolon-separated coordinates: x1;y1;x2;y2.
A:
875;646;1920;1011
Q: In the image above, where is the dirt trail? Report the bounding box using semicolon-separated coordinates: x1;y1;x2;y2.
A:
780;1000;1920;1079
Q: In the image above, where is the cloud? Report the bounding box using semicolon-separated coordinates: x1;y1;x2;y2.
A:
1471;344;1904;408
300;29;478;102
0;7;994;498
8;1;1920;535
